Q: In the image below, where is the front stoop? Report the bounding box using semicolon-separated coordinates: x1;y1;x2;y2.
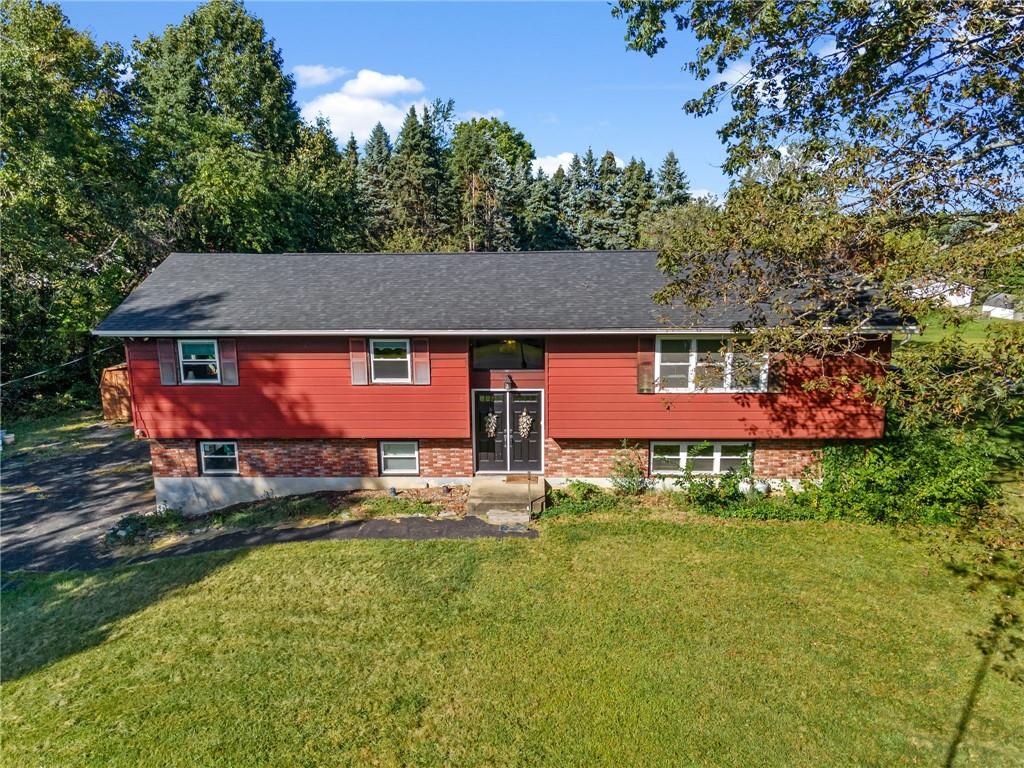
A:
467;475;546;526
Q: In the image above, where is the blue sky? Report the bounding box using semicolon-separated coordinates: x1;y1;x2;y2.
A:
63;1;730;196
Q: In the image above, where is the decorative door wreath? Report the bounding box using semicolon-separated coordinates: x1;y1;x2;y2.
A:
484;412;499;438
517;410;534;439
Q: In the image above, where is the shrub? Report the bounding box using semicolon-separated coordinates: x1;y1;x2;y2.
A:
805;428;1000;524
543;481;623;518
107;508;188;545
609;440;652;496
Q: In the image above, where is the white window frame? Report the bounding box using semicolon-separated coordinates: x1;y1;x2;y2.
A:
369;338;412;384
380;440;419;475
654;336;768;393
649;441;752;476
178;339;221;384
199;440;239;475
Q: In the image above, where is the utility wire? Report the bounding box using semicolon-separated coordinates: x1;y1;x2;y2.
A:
1;346;117;387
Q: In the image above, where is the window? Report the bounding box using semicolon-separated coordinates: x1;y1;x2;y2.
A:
370;339;411;383
199;441;238;474
471;338;545;370
179;340;220;383
650;441;752;475
380;441;419;475
655;336;768;393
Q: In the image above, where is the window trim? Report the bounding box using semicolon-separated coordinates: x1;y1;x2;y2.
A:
369;338;412;384
178;339;221;385
649;441;752;476
380;440;420;476
198;440;239;475
654;336;768;393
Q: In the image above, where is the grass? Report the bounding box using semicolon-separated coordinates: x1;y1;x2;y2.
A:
0;409;128;463
2;517;1022;767
905;310;1017;347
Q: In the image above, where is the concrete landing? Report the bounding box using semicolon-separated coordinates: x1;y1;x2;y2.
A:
467;475;546;525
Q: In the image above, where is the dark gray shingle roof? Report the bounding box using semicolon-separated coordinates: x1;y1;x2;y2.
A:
94;251;902;335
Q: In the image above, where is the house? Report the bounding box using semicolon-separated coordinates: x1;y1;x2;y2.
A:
981;292;1021;321
908;279;974;308
93;251;897;515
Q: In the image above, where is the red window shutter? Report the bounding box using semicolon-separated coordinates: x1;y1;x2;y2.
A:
637;336;655;393
219;338;239;385
412;338;430;385
157;339;178;385
349;338;368;385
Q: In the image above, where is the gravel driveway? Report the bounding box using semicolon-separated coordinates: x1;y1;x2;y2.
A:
1;424;153;571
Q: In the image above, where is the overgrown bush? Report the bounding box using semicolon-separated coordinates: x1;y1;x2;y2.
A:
107;508;189;545
609;440;652;495
543;481;624;518
804;428;1000;524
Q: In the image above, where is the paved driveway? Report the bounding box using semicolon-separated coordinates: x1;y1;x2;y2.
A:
1;425;153;571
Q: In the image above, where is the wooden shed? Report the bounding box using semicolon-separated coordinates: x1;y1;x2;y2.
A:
100;363;132;422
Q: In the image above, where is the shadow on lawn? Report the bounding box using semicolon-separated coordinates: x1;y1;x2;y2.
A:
0;549;242;682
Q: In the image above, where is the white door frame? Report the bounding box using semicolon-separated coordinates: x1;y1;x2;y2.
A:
470;388;545;474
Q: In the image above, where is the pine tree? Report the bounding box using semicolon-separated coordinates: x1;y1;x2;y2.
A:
655;150;690;210
593;151;627;249
360;122;393;248
385;102;456;250
619;158;656;247
525;169;571;250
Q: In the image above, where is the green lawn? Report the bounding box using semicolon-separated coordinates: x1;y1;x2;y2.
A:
3;517;1021;767
0;409;127;463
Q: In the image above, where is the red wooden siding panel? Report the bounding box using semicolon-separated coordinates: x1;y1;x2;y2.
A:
546;335;886;440
128;337;470;439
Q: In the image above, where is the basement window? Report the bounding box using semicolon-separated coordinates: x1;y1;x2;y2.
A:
199;441;239;475
650;441;752;475
179;340;220;383
380;441;419;475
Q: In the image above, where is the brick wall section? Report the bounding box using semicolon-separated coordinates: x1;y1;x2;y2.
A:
752;440;825;479
150;439;199;477
418;439;474;477
150;438;471;478
544;438;648;477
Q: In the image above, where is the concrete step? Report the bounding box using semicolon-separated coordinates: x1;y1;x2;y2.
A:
467;475;546;524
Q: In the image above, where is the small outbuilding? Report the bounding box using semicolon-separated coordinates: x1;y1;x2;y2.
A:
100;363;132;422
981;292;1021;321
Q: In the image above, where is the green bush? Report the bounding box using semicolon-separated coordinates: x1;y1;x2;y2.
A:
805;428;1000;524
107;508;189;545
609;440;653;495
543;481;624;518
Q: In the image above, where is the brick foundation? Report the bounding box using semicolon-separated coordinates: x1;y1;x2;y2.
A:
544;438;648;477
417;439;474;477
150;438;472;478
752;440;825;479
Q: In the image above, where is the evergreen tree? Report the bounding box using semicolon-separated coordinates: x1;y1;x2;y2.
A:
593;150;628;249
525;169;571;250
451;127;513;251
654;150;690;210
619;158;656;247
385;102;456;250
360;122;393;248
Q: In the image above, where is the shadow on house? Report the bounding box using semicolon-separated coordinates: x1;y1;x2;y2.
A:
0;548;244;683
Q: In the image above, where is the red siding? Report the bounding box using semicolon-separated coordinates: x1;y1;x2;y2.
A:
546;336;886;440
128;337;470;439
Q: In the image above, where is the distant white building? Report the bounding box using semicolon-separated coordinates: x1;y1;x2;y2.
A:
908;280;974;308
981;293;1021;321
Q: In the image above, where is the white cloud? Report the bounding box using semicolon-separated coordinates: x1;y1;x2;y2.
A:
713;60;752;88
533;152;575;175
341;69;424;98
301;69;429;142
714;60;785;106
293;65;348;88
